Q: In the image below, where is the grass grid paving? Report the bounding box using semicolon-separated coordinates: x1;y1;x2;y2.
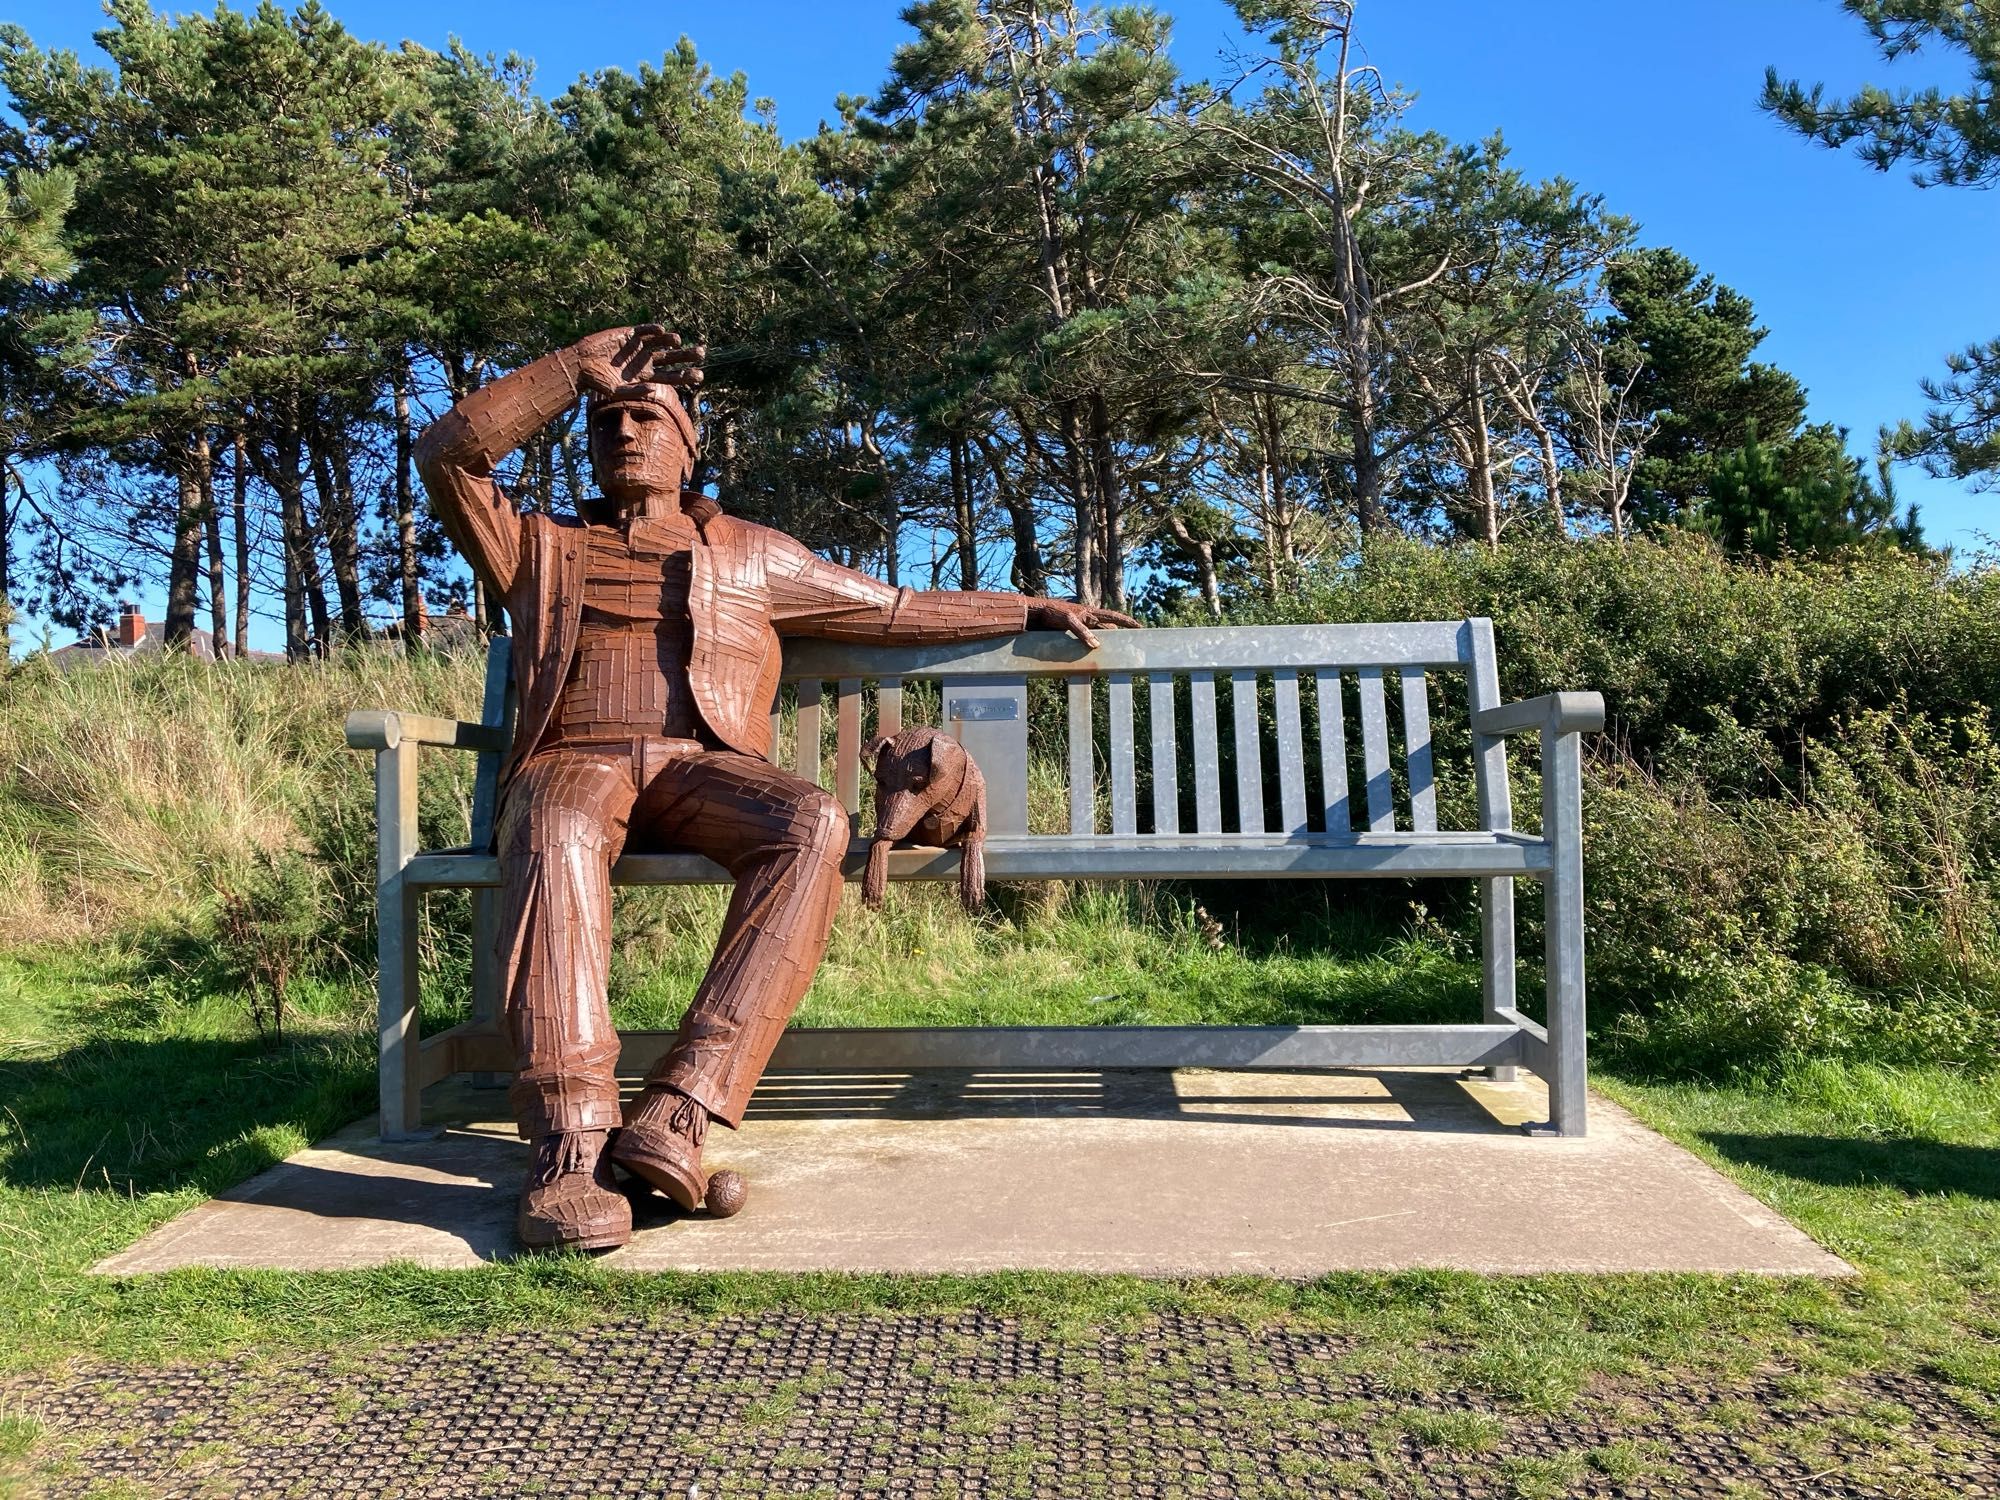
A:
9;1311;1997;1498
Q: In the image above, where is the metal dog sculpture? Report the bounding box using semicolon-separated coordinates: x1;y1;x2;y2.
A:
861;727;987;913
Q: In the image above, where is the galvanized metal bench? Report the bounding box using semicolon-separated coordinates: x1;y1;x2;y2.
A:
345;620;1604;1143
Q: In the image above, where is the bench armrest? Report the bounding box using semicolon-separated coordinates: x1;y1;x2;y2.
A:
1471;692;1605;738
344;709;507;754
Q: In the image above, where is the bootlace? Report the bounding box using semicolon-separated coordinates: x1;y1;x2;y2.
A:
533;1131;599;1186
668;1092;709;1147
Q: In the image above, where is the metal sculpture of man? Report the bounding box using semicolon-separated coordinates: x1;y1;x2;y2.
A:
415;325;1134;1252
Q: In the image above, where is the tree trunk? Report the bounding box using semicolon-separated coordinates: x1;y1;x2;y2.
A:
977;432;1045;597
1471;387;1499;549
232;429;251;659
257;405;332;657
0;452;12;661
204;462;226;659
860;421;898;586
309;433;358;642
301;521;333;653
393;365;421;653
534;426;556;513
1089;392;1125;610
948;434;978;590
1165;513;1222;619
1535;421;1564;535
1258;393;1296;586
1058;402;1098;606
164;429;212;648
314;430;366;641
265;421;311;661
1348;386;1389;536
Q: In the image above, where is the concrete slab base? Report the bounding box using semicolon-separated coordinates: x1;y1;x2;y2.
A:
94;1068;1850;1277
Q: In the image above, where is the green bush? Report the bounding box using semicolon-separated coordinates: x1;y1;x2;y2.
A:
7;536;1996;1081
1243;535;2000;1077
1242;531;2000;787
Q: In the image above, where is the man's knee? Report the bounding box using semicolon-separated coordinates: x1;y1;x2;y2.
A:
786;786;850;865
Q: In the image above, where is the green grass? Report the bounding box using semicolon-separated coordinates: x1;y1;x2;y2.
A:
4;918;1998;1433
3;888;1999;1500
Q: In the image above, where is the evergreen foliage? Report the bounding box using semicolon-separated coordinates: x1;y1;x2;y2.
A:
0;0;1931;656
1766;0;2000;488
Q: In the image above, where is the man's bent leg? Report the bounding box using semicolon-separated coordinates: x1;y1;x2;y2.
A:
495;752;637;1140
639;752;847;1124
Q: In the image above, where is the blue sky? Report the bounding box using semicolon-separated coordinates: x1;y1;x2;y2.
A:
9;0;1998;647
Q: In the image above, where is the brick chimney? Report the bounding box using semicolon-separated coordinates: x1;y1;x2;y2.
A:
116;603;144;648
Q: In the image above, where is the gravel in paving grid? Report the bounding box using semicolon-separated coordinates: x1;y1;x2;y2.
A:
8;1312;1997;1498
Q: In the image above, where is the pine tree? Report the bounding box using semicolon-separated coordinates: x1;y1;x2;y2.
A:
2;1;412;654
1690;421;1921;557
1601;248;1812;524
1766;1;2000;487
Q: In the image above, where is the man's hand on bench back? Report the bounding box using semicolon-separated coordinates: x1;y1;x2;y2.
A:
1026;600;1140;651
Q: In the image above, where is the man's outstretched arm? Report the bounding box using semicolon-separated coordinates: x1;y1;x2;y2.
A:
414;325;700;599
767;536;1138;649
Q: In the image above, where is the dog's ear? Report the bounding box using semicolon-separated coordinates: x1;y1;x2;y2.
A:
861;734;893;772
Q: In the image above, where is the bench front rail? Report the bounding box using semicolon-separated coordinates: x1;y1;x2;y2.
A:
346;619;1601;1141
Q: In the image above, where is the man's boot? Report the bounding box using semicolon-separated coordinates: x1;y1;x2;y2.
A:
518;1129;632;1252
611;1087;708;1210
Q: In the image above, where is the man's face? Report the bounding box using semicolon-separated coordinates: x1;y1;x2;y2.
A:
588;399;689;511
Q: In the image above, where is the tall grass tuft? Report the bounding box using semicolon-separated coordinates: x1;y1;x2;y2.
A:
0;649;485;946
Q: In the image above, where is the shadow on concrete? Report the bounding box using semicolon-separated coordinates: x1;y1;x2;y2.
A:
215;1149;524;1260
733;1067;1518;1134
1700;1132;2000;1200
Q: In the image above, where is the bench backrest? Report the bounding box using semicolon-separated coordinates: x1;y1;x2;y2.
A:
465;619;1513;848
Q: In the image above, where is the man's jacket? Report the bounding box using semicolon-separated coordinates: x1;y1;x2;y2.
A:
417;454;1028;798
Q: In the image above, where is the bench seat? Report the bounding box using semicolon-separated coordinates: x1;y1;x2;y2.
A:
403;830;1554;888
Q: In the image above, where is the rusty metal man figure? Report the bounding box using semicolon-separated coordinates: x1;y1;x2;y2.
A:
416;325;1134;1251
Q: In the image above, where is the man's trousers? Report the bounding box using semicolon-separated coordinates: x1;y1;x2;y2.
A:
494;737;849;1140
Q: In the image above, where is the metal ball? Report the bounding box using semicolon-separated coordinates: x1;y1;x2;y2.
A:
704;1169;748;1218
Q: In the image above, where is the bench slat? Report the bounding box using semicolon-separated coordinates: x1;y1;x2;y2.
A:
1402;669;1437;832
402;831;1551;889
1274;670;1308;835
1190;671;1222;834
796;678;824;786
1358;666;1395;832
1150;674;1179;834
1231;669;1264;833
432;1020;1536;1083
878;678;903;740
780;621;1475;679
1109;672;1137;836
837;678;863;819
468;637;513;853
1068;679;1094;836
756;1024;1530;1072
1315;667;1351;835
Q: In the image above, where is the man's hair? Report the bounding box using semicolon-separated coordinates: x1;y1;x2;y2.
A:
580;382;717;528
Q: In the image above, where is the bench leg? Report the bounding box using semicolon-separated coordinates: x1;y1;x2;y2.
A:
1541;728;1588;1137
377;743;425;1140
1478;877;1518;1083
